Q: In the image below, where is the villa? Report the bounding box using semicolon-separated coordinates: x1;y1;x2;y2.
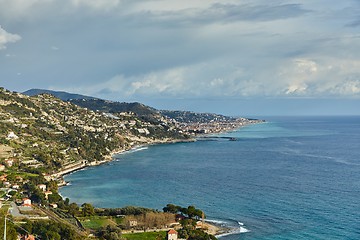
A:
23;198;31;207
167;229;178;240
37;184;47;192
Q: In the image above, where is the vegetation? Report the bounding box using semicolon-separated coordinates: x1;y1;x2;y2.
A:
122;231;166;240
96;206;156;216
0;88;188;174
19;220;83;240
80;216;117;230
163;204;217;240
163;204;204;219
0;208;18;240
95;225;123;240
0;88;232;239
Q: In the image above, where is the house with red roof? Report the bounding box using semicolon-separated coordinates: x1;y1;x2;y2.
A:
167;229;178;240
22;198;31;207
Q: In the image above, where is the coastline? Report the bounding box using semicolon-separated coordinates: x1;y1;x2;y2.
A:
53;118;264;182
53;138;196;184
55;122;262;238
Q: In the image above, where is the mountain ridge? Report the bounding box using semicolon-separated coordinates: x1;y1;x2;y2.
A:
23;88;98;101
22;88;254;125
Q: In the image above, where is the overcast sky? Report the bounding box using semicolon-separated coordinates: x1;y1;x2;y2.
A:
1;0;359;116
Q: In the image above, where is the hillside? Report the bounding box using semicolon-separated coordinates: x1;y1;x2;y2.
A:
23;89;159;120
0;87;189;175
23;89;261;134
0;87;258;239
70;99;159;121
23;88;97;101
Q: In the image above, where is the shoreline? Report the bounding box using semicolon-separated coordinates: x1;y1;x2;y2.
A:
55;123;261;238
53;119;264;181
54;138;196;183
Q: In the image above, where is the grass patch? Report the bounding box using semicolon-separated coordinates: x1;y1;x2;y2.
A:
79;216;116;230
114;216;125;225
6;170;39;178
122;231;166;240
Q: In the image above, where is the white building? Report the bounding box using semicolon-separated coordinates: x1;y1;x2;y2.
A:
37;184;47;192
23;198;32;206
7;132;19;140
168;229;178;240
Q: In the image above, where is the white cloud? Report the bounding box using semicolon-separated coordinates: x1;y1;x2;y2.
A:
279;59;318;95
278;57;360;97
1;0;360;104
65;54;360;100
285;83;308;95
332;80;360;95
0;26;21;50
70;0;122;11
0;0;55;19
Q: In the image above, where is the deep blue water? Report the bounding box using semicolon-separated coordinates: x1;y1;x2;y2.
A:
60;116;360;239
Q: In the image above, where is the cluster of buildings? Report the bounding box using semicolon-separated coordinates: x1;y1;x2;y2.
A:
178;118;262;135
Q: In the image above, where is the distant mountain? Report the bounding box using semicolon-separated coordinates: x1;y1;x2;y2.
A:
23;88;260;128
23;88;97;101
70;99;159;119
23;89;159;120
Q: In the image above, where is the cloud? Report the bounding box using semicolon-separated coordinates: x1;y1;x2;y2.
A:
70;0;122;11
0;26;21;50
1;0;360;105
278;57;360;97
126;2;310;28
205;3;309;22
280;59;318;95
54;53;360;101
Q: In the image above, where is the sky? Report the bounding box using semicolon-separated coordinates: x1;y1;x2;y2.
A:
0;0;360;116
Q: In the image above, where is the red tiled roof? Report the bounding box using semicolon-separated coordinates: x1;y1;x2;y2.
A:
168;229;178;235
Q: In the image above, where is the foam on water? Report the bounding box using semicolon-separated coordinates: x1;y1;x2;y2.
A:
217;225;250;238
240;226;250;233
206;219;228;225
116;146;149;155
206;218;250;238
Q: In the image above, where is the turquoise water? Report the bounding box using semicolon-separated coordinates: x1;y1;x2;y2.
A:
60;116;360;239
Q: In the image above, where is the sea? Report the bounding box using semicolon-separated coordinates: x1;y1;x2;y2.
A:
60;116;360;240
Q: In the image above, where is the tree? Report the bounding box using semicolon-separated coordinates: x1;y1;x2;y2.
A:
47;180;58;193
48;193;62;203
22;220;82;240
0;210;17;240
163;204;181;214
96;225;122;240
180;218;197;230
68;203;79;216
81;203;95;217
179;205;204;220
